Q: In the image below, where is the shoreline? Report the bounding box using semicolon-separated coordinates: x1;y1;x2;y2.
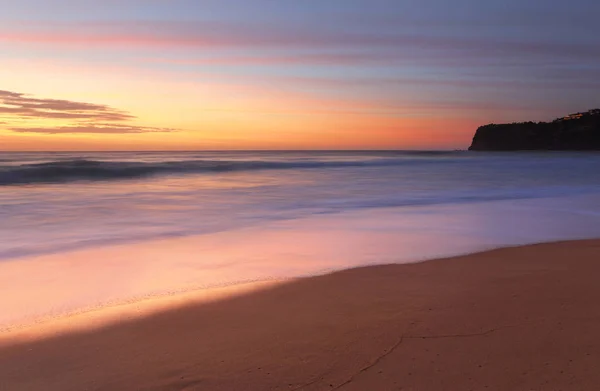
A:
0;279;285;341
2;239;600;390
4;193;600;331
0;237;592;339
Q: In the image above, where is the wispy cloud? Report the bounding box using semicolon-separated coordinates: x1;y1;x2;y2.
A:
2;21;599;65
10;124;176;134
0;90;133;121
1;90;176;134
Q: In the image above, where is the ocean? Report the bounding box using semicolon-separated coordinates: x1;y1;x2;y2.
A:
2;150;600;328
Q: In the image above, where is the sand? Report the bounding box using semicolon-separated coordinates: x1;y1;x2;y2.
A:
1;239;599;391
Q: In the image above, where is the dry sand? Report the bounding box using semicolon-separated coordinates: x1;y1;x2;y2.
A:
1;240;599;391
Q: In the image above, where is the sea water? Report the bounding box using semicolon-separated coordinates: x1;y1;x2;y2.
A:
2;151;600;328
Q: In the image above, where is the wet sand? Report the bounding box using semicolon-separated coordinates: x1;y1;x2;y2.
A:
1;239;599;390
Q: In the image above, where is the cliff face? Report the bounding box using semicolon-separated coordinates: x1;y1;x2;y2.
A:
469;109;600;151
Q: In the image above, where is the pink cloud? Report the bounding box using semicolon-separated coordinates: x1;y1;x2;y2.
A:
11;124;175;134
1;89;177;134
0;90;133;121
1;21;599;64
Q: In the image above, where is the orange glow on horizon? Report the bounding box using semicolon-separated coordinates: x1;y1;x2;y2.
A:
0;59;478;151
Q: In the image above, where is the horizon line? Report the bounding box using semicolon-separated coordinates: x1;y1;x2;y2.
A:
0;148;466;153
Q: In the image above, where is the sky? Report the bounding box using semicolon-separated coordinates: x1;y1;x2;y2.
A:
1;0;599;150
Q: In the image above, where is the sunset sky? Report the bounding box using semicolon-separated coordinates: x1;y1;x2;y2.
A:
1;0;599;150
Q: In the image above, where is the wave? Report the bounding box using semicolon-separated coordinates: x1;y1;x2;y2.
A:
2;183;599;261
0;157;459;185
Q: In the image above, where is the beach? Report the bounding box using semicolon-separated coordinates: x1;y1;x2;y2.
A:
1;239;599;391
2;151;600;390
3;0;600;388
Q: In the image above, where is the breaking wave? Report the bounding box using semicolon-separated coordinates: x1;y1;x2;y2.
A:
0;157;457;185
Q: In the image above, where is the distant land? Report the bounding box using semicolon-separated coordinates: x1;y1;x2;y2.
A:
469;109;600;151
